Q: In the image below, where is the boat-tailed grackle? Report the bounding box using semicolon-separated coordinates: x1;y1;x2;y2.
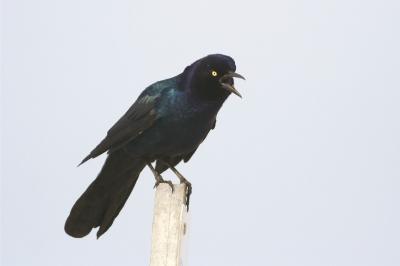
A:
65;54;245;238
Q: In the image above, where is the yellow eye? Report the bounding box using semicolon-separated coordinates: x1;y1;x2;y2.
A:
211;70;218;77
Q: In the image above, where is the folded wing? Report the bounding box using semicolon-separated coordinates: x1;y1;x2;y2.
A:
79;94;160;165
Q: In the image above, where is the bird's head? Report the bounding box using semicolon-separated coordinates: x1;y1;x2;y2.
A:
184;54;245;100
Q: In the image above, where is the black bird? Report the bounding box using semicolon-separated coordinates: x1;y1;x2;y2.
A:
65;54;245;238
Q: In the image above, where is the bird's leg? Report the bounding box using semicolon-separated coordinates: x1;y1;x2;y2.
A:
161;161;192;210
147;162;174;192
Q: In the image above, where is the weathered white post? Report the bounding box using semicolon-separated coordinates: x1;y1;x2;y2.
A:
150;183;189;266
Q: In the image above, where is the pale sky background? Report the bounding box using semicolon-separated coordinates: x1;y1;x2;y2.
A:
1;0;400;265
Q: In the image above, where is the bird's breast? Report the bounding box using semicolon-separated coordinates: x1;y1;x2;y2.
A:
160;106;215;150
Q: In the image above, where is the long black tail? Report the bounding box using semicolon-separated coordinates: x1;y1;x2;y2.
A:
65;150;146;238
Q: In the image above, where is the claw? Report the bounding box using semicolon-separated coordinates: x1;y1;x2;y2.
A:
147;162;174;193
181;180;192;211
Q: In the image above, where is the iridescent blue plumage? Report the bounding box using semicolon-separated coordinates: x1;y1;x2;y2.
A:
65;54;244;238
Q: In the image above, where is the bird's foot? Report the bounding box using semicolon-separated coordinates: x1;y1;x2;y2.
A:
153;177;174;193
148;162;174;192
158;160;192;210
180;179;192;211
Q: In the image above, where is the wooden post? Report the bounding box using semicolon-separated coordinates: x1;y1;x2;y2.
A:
150;183;188;266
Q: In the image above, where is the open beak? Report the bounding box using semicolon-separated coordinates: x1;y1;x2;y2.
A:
219;71;246;98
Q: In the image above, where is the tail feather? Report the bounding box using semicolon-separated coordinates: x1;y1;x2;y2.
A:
96;168;140;238
65;150;146;238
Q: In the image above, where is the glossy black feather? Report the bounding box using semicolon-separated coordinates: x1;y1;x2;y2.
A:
66;149;146;238
79;94;159;165
65;54;241;237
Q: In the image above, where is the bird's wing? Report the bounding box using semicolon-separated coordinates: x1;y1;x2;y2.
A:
79;94;160;165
